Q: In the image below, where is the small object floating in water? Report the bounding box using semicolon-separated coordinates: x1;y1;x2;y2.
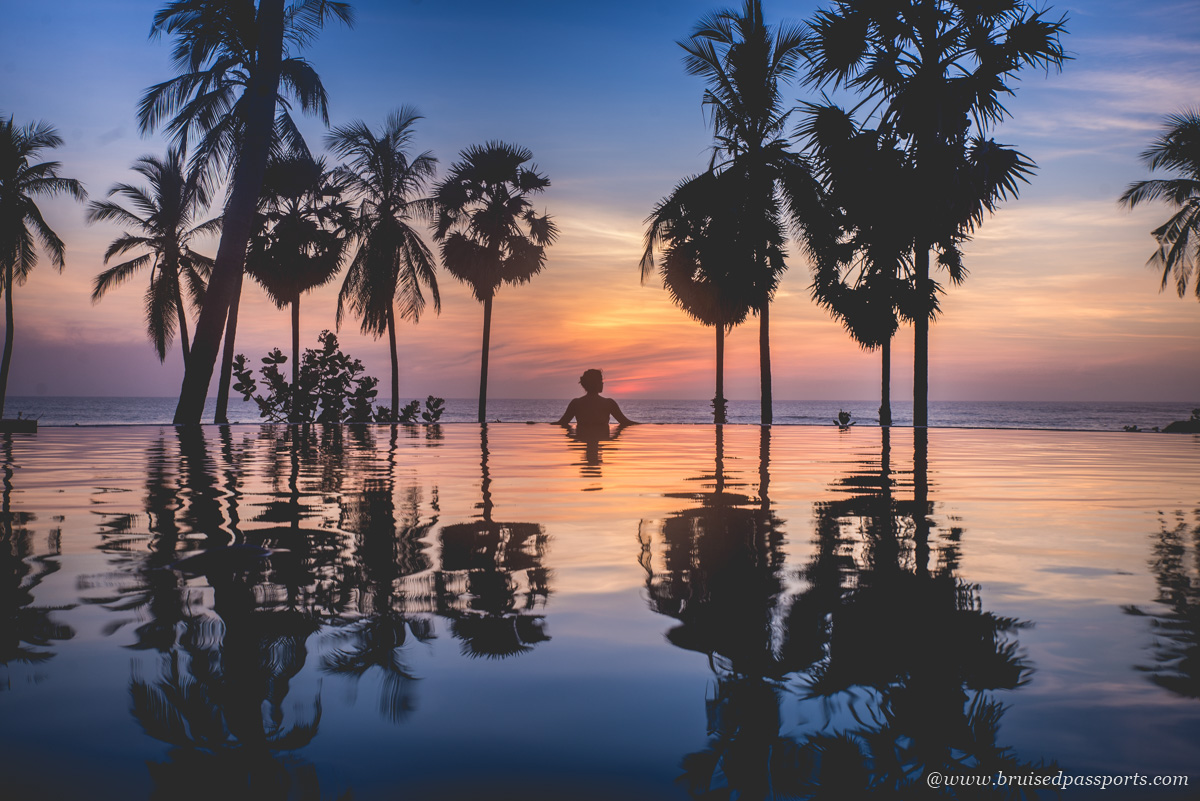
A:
171;543;277;575
835;409;855;430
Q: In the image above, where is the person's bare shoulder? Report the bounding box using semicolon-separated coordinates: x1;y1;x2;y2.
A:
555;398;579;425
607;397;635;425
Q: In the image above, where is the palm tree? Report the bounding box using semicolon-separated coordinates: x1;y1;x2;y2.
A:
802;0;1068;428
245;152;349;422
86;148;218;367
642;170;755;423
139;0;353;424
1120;110;1200;302
679;0;818;425
800;104;926;427
433;142;557;423
0;117;86;418
327;108;440;419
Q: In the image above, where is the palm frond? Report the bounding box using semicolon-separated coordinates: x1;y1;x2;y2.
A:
93;254;153;302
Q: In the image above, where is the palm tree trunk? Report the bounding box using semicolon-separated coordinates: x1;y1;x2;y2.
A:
387;305;399;418
880;334;892;427
175;282;191;367
0;262;13;419
290;296;300;424
914;244;930;429
759;298;772;426
714;322;726;425
478;294;492;423
173;0;286;425
213;269;244;424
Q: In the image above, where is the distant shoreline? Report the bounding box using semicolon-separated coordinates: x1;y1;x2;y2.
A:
3;397;1193;432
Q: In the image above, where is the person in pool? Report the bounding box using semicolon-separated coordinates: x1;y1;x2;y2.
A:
555;369;636;430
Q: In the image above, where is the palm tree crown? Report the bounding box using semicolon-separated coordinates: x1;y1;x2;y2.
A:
434;142;557;423
246;151;349;420
248;152;348;311
1121;109;1200;301
434;142;556;302
0;118;86;287
327;108;439;417
642;169;757;423
0;117;87;417
87;148;218;363
140;0;353;184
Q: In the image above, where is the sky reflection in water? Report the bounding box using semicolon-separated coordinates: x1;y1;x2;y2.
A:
0;425;1198;800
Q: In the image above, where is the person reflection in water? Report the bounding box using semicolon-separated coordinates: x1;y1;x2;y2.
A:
555;369;635;440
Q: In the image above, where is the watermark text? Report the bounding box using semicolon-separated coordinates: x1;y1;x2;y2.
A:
925;771;1189;791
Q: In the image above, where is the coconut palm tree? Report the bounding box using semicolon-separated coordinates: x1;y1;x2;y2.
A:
139;0;353;424
0;117;86;419
327;108;440;419
433;142;557;423
679;0;815;425
87;148;218;367
245;152;349;422
642;170;756;423
1121;110;1200;302
801;0;1068;428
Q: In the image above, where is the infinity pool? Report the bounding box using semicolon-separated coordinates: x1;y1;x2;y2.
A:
1;425;1197;799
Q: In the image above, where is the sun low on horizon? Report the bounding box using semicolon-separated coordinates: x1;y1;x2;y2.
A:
1;0;1197;405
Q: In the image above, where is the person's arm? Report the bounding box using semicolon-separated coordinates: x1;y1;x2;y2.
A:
555;399;578;426
609;399;635;426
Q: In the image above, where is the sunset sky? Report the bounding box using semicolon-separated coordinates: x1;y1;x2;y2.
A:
2;0;1197;403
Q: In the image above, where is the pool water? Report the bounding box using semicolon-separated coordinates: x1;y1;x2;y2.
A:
1;424;1197;800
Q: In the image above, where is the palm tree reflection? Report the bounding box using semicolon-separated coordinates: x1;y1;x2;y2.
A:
435;424;551;659
0;434;74;665
641;428;1054;798
323;425;439;723
1124;507;1200;698
109;427;329;798
80;422;549;794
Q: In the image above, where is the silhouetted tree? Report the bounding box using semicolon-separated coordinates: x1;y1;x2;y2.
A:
800;104;927;426
802;0;1068;427
87;147;218;366
0;117;86;418
246;153;349;421
328;108;440;418
433;143;557;423
642;170;755;423
679;0;826;425
1121;110;1200;302
139;0;353;424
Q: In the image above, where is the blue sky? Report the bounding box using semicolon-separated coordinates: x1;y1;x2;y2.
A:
1;0;1198;401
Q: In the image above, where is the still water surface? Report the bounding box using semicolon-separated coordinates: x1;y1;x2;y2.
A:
0;425;1198;800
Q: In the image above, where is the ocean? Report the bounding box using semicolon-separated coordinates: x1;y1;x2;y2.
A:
2;395;1195;430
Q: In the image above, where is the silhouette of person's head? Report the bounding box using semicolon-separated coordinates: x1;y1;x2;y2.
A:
580;369;603;395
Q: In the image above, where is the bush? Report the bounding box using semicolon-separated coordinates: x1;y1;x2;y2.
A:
233;330;382;423
233;331;446;425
